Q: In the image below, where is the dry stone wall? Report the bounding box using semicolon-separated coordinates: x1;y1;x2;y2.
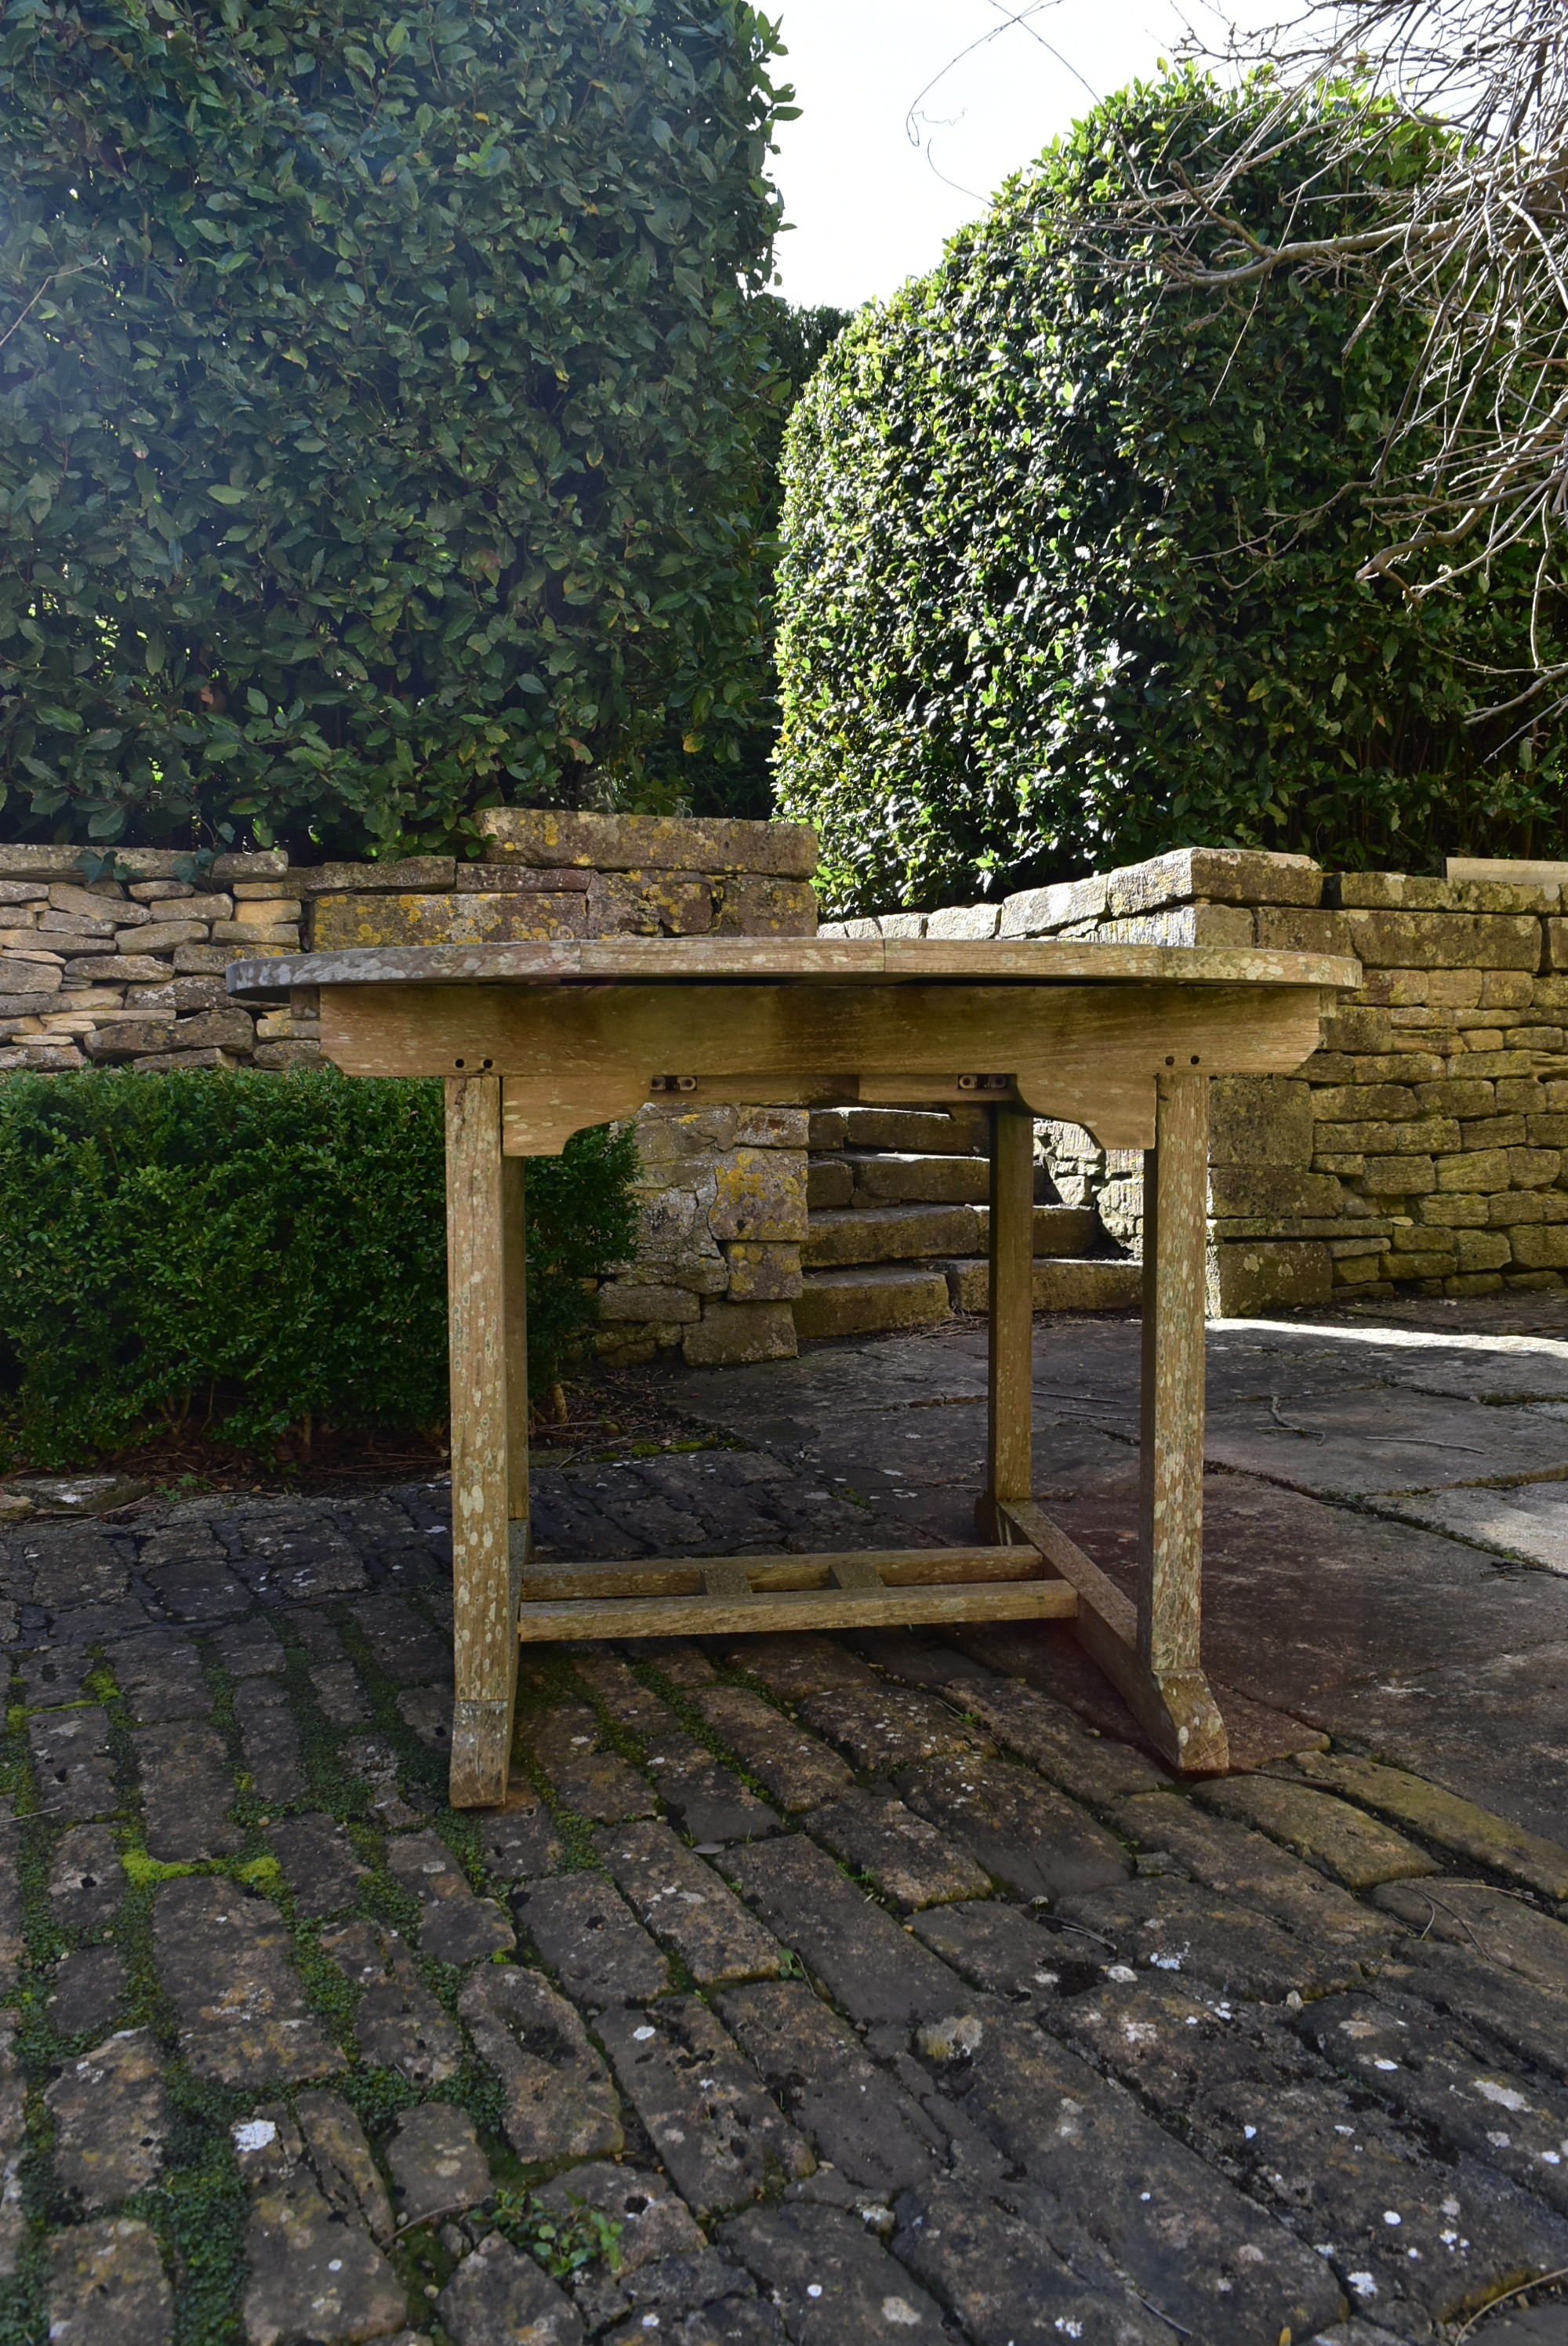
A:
0;812;818;1370
0;844;309;1074
35;813;1563;1335
824;847;1568;1314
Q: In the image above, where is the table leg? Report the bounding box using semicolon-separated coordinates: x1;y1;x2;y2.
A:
981;1102;1035;1537
1135;1070;1229;1769
445;1075;526;1807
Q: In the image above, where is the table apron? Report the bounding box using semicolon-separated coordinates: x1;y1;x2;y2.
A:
322;980;1327;1152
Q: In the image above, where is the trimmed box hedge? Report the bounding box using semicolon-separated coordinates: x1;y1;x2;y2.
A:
0;1069;637;1464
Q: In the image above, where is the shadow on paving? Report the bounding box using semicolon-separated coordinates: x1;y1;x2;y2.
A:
9;1298;1568;2342
673;1306;1568;1830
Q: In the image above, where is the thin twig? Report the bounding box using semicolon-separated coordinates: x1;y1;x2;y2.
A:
1080;0;1568;708
0;262;102;358
1453;2261;1568;2341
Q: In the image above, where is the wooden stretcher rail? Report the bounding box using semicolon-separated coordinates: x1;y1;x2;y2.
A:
514;1539;1078;1643
514;1579;1078;1643
997;1496;1228;1770
515;1545;1047;1603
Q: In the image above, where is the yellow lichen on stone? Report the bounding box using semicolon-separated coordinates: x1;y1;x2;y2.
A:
309;893;580;950
709;1148;808;1243
1294;1749;1568;1898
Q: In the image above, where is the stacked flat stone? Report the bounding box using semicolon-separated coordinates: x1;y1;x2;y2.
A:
824;847;1568;1313
604;1102;808;1370
0;845;304;1074
308;809;818;951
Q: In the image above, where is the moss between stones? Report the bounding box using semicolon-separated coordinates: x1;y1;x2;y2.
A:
630;1660;778;1807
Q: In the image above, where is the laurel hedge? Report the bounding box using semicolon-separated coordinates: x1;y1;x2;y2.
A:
775;74;1566;914
0;1070;637;1463
0;0;787;858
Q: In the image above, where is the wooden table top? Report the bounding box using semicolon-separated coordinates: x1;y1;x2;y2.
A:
227;935;1361;999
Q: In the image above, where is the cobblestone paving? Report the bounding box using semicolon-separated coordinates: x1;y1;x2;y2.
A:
8;1422;1568;2344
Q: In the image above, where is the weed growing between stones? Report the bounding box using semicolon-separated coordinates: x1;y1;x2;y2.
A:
0;2251;41;2346
514;1651;588;1720
527;1785;598;1876
572;1672;659;1770
4;1661;83;2344
195;1653;244;1808
491;2184;623;2278
0;1652;176;2344
114;1881;175;2038
243;1614;538;2188
129;2069;249;2346
630;1660;777;1806
331;2021;561;2289
0;1890;45;2337
84;1771;249;2346
328;1602;446;1794
272;1618;374;1825
267;1912;358;2054
512;1654;602;1875
333;2062;423;2143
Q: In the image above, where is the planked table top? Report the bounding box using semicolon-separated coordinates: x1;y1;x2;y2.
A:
227;935;1362;999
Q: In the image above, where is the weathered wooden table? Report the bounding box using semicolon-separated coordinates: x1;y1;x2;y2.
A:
231;935;1357;1804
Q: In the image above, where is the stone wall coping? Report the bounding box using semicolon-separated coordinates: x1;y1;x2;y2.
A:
1450;857;1568;892
1000;851;1324;932
1330;872;1559;913
0;813;816;891
837;850;1566;942
822;852;1327;942
0;846;296;883
479;808;818;878
290;859;458;895
0;845;191;882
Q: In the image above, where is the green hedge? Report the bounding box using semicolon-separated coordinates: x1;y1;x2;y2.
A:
689;297;855;820
0;0;786;855
0;1070;637;1465
775;74;1566;913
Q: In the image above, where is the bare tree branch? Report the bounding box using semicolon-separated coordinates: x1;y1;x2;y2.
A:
1093;0;1568;670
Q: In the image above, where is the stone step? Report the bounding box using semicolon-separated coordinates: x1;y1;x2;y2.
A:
975;1204;1098;1257
804;1202;1099;1269
940;1257;1144;1313
843;1151;991;1206
808;1106;988;1156
804;1204;981;1269
793;1251;1142;1338
793;1265;952;1340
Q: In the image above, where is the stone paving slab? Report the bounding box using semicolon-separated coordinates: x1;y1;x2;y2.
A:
1301;1642;1568;1850
596;1997;814;2217
1374;1480;1568;1573
594;1822;786;1985
7;1310;1568;2338
940;1999;1349;2343
1044;1467;1568;1745
1198;1771;1440;1890
1203;1387;1568;1497
717;1980;945;2195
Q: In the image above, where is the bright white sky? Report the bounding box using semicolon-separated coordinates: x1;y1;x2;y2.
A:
766;0;1269;311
